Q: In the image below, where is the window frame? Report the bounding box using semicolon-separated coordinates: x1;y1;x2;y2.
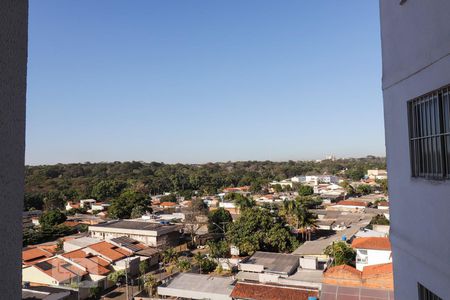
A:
408;85;450;180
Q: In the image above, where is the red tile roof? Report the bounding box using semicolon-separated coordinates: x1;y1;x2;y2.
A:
230;282;319;300
160;202;177;207
89;241;131;262
351;237;391;251
35;257;87;283
22;248;53;265
336;200;368;207
324;263;394;290
362;263;393;277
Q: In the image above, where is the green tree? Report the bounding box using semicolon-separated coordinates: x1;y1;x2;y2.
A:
161;248;179;265
176;257;192;272
207;240;230;258
226;208;298;255
88;287;102;300
324;241;356;267
39;210;67;228
107;270;126;285
160;194;177;203
208;208;232;235
356;184;373;195
298;184;314;196
91;180;125;201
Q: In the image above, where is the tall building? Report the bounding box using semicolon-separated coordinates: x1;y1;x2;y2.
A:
380;1;450;299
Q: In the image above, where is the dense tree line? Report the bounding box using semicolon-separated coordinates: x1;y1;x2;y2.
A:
24;157;385;211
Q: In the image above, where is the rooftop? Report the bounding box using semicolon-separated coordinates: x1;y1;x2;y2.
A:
158;273;235;300
351;237;391;251
242;251;299;275
22;248;53;265
230;282;319;300
335;200;368;207
321;284;395;300
90;220;179;232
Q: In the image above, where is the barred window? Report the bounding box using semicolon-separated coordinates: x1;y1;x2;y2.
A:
418;283;442;300
408;86;450;179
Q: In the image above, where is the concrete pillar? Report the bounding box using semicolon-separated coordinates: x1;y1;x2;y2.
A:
0;0;28;297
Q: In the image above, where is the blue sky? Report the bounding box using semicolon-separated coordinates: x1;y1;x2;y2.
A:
27;0;384;165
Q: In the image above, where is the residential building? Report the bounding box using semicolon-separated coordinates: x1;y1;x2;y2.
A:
88;220;182;248
327;200;368;212
157;273;235;300
292;175;339;185
351;237;392;271
380;1;450;298
237;251;323;290
223;186;250;194
22;247;54;266
367;169;388;180
23;210;42;230
321;263;394;300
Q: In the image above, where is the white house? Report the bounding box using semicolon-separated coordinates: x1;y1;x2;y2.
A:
351;237;392;271
380;0;450;298
367;169;388;180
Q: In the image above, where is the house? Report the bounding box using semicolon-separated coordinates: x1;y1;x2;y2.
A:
321;263;394;299
366;169;388;180
90;202;110;212
292;175;339;185
88;220;182;248
239;251;300;277
22;247;54;266
159;202;177;208
157;273;234;300
23;210;42;230
230;282;319;300
270;180;294;189
351;237;392;271
22;257;88;287
237;251;323;290
65;201;80;211
223;186;250;194
377;201;389;210
22;286;73;300
327;200;368;212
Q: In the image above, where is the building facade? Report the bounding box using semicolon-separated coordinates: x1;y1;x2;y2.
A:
380;0;450;298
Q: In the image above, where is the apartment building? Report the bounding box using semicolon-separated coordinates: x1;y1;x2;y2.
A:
380;1;450;298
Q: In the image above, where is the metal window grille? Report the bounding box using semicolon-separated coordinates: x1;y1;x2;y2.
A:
408;85;450;179
418;283;442;300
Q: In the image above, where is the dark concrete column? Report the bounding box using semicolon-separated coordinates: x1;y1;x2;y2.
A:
0;0;28;297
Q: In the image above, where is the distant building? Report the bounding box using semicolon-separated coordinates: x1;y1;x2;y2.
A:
292;175;339;185
366;169;387;180
88;220;182;248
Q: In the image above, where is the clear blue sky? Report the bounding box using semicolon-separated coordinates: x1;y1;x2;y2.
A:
26;0;385;165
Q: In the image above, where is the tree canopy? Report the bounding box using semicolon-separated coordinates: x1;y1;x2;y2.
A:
226;208;299;255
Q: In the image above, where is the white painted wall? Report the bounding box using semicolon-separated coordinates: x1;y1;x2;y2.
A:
380;0;450;298
355;249;392;271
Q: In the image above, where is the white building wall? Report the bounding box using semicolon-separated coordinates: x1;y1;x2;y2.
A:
380;0;450;299
355;249;392;271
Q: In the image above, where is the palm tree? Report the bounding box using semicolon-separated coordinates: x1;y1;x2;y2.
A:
161;248;178;265
295;206;317;241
